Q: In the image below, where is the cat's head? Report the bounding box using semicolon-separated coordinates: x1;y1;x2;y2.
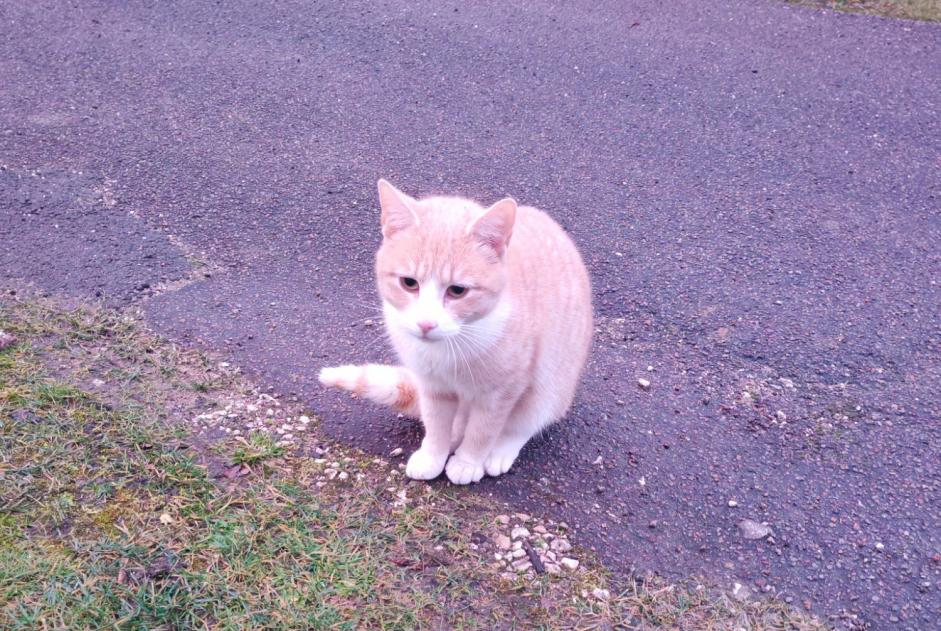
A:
374;179;516;342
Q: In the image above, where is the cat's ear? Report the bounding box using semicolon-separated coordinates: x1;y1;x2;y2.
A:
377;179;420;238
468;197;517;257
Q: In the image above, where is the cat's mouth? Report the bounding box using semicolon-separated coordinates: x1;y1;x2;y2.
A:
413;329;443;342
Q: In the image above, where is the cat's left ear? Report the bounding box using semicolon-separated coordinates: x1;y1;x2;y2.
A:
468;197;517;257
377;179;420;238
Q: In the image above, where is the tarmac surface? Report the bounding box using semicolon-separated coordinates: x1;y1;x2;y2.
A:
2;1;940;627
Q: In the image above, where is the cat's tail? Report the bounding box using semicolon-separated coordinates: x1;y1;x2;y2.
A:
318;364;420;418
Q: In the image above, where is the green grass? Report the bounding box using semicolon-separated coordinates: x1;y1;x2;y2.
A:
0;298;829;629
0;327;452;628
788;0;941;21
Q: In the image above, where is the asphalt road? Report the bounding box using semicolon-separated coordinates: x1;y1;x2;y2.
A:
2;1;940;627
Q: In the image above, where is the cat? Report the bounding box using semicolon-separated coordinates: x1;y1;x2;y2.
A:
319;179;592;484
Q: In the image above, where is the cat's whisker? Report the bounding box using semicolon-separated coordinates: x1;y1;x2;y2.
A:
455;330;495;354
454;332;489;357
452;335;478;389
358;330;392;359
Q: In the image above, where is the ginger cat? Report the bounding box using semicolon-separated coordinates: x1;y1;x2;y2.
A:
319;180;592;484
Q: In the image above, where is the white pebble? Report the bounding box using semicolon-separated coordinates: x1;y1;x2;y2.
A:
560;557;579;571
592;588;610;601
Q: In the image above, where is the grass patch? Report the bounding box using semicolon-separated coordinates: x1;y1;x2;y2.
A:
0;297;828;629
230;431;285;466
788;0;941;21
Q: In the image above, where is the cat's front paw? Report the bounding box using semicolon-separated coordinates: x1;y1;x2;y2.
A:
405;448;447;480
445;455;485;485
483;445;521;478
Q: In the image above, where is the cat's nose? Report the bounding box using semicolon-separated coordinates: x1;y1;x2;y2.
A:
417;321;437;335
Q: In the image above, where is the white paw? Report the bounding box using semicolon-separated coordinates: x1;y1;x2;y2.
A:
405;448;447;480
483;445;521;478
318;365;359;391
445;455;485;485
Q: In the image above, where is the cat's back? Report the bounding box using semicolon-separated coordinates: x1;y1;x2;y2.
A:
510;205;590;292
507;204;592;416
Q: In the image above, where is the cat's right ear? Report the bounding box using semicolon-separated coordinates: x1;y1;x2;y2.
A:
377;179;420;238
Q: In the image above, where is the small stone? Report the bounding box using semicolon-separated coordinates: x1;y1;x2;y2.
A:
592;455;603;466
92;378;105;387
299;415;311;424
499;571;517;581
592;588;610;601
875;542;885;551
512;540;523;550
324;468;338;480
514;512;531;522
511;559;532;572
638;378;651;389
511;548;527;559
545;551;557;562
551;538;572;552
389;447;403;457
775;410;787;422
511;526;530;540
732;582;751;602
545;562;561;575
533;525;548;534
494;552;503;561
728;499;738;508
494;535;512;550
560;557;579;571
337;471;349;481
0;331;18;350
738;519;773;540
495;514;510;526
159;513;173;525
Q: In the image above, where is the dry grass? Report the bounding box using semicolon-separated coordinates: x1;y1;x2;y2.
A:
788;0;941;21
0;297;828;629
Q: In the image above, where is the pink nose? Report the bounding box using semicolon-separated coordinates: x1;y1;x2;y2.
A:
417;321;437;334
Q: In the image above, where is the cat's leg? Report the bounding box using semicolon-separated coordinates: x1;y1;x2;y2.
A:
449;401;470;453
483;391;551;477
405;389;457;480
445;390;520;485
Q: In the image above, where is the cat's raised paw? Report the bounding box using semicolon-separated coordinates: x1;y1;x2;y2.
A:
318;365;361;391
483;446;520;477
445;455;485;485
405;448;447;480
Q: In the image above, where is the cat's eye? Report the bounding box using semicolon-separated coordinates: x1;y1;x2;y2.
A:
400;277;419;292
446;285;467;298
